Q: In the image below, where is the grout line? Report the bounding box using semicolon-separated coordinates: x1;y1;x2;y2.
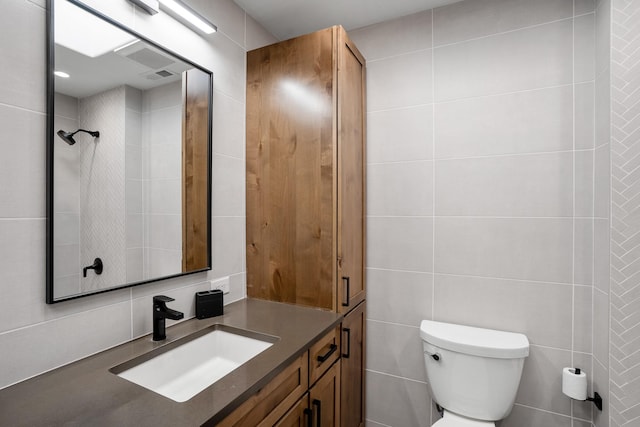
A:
369;215;581;219
368;268;581;288
364;419;392;427
0;217;46;221
433;15;575;49
514;402;591;422
367;318;420;328
433;82;580;105
571;5;577;422
365;368;428;385
368;146;596;165
431;9;436;325
366;46;433;64
368;82;587;113
0;101;46;115
367;102;433;114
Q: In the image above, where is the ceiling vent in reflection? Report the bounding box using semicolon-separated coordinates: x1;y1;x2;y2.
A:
115;40;175;69
126;47;175;69
140;69;176;80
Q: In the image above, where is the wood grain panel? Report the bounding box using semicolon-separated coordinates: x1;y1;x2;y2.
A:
182;69;211;272
341;301;365;427
309;326;341;386
274;394;310;427
337;28;366;313
246;28;337;310
218;352;308;427
310;360;341;427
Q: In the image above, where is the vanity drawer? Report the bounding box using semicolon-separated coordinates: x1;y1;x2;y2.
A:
308;326;341;385
218;352;308;427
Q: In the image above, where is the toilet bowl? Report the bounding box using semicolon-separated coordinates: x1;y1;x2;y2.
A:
420;320;529;426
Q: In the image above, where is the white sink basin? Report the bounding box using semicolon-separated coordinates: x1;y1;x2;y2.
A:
112;325;277;402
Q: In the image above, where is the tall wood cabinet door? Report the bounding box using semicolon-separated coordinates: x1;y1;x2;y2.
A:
246;28;337;311
310;360;341;427
341;301;365;427
182;68;211;272
336;28;366;314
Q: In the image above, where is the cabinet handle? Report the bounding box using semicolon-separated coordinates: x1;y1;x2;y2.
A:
304;408;313;427
342;276;350;307
342;328;351;358
312;399;322;427
316;344;337;363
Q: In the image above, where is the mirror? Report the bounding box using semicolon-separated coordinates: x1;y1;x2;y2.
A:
46;0;212;303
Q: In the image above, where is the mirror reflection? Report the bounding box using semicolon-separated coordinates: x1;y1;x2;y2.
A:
48;0;212;303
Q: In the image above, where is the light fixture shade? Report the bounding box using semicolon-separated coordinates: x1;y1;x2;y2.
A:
158;0;217;34
128;0;160;15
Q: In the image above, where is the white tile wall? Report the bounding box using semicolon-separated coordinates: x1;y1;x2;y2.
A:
350;0;599;424
0;0;276;391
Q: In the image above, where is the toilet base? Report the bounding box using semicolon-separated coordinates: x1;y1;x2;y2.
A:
432;411;496;427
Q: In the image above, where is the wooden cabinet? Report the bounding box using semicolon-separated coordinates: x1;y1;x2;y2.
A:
218;353;308;427
310;361;341;427
340;302;365;427
277;361;341;427
309;326;341;385
246;25;365;314
246;25;366;427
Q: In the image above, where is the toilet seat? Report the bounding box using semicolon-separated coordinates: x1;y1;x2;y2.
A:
432;411;495;427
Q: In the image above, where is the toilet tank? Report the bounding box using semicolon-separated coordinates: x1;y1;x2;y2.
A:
420;320;529;421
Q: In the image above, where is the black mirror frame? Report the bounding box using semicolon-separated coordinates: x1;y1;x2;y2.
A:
46;0;212;304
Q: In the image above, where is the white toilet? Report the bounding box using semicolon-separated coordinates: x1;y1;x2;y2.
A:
420;320;530;426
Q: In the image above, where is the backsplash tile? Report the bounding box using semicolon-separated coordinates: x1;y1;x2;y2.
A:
367;49;433;111
350;10;432;61
433;0;573;47
366;268;433;326
434;19;573;102
434;85;574;158
433;274;573;349
435;151;574;217
366;320;427;383
434;217;574;283
367;217;433;273
367;105;433;163
368;161;433;216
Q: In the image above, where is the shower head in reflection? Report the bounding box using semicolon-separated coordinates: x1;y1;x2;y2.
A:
56;129;100;145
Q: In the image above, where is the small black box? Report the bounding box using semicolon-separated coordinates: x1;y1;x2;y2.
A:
195;290;223;319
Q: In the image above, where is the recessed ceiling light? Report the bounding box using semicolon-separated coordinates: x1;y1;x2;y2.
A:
54;71;70;78
55;0;137;58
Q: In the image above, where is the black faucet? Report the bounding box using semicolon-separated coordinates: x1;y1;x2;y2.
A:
152;295;184;341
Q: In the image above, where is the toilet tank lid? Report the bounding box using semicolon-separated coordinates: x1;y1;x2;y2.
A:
420;320;529;359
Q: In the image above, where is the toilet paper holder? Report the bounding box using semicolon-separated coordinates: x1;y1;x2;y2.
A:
571;368;603;411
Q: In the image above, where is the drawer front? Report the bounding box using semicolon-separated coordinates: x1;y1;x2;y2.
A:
309;326;341;385
219;352;309;427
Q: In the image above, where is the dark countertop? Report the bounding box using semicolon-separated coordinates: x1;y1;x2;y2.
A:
0;298;342;426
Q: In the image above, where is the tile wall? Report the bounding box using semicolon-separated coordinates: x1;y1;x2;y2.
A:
0;0;276;390
593;0;611;426
609;1;640;426
350;0;599;425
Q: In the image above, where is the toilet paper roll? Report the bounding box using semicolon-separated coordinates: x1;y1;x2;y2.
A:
562;367;587;400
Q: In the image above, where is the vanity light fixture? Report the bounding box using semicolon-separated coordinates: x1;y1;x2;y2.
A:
128;0;160;15
54;71;70;78
158;0;217;34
